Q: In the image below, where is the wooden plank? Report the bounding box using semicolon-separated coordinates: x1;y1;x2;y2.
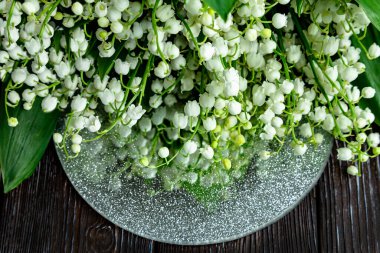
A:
316;141;380;252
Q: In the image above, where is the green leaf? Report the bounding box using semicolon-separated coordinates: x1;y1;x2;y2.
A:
0;87;60;193
352;25;380;125
203;0;237;21
296;0;303;16
97;40;127;80
356;0;380;31
52;30;63;52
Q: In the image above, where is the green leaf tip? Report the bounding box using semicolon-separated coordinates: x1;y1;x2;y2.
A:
203;0;237;21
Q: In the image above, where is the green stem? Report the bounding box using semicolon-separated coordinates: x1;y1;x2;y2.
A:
39;0;63;38
6;0;16;46
152;0;167;63
139;54;154;105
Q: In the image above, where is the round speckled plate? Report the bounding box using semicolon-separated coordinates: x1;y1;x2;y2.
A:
56;131;332;245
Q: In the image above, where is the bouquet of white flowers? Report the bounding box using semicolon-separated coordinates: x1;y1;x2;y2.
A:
1;0;380;194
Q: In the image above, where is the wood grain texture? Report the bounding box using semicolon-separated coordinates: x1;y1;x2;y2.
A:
0;141;379;253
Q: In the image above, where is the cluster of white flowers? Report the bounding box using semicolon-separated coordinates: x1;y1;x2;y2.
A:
2;0;380;191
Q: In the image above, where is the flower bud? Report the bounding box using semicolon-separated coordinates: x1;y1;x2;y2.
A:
260;28;272;39
54;61;70;79
259;150;271;160
164;94;177;107
228;100;242;115
203;116;217;131
200;145;214;159
199;42;215;61
87;116;101;132
222;158;232;170
158;147;170;158
362;87;375;99
337;147;353;161
368;43;380;59
173;112;188;129
347;165;358;176
234;134;246;146
356;133;367;143
41;95;58;113
71;95;87;112
98;17;110;27
72;2;83;15
359;153;369;163
114;59;130;75
54;12;63;20
53;133;63;144
373;147;380;156
71;134;83;144
22;89;36;103
184;100;201;117
95;1;108;17
314;133;324;144
75;57;91;72
8;117;18;127
148;94;163;109
154;61;171;79
293;143;308;156
110;21;123;34
138;118;152;132
11;68;27;84
287;45;302;64
25;38;41;56
342;67;358;83
156;4;174;22
184;0;202;16
272;13;287;29
112;0;129;11
8;91;20;105
165;18;183;35
225;116;238;128
71;144;81;153
223;68;240;97
0;51;9;64
22;0;40;15
367;133;380;147
23;102;32;110
139;156;150;166
299;123;312;138
245;29;258;41
183;141;197;155
280;80;294;94
199;93;215;109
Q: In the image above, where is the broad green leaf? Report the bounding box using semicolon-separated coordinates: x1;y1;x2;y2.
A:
352;25;380;125
97;41;126;80
203;0;237;21
0;87;60;193
356;0;380;31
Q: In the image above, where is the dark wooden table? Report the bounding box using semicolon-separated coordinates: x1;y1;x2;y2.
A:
1;140;379;253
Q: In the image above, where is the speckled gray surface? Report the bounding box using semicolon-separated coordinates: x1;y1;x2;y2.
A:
56;131;333;245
